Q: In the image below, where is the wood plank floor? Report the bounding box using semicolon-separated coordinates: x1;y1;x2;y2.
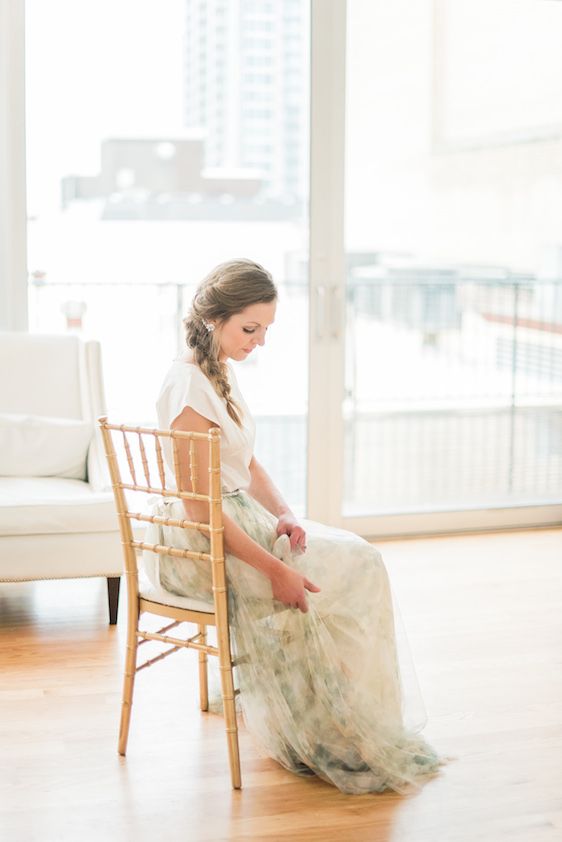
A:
1;527;561;842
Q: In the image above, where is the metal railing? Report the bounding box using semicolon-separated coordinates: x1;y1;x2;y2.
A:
344;271;562;513
29;271;562;515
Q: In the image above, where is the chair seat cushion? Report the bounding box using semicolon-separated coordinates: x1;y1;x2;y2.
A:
0;476;120;536
138;571;214;614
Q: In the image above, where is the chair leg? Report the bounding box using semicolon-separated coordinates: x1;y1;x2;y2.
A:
107;576;121;625
219;658;242;789
118;616;138;756
198;624;209;711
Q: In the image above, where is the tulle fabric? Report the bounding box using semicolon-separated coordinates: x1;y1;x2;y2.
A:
144;490;447;795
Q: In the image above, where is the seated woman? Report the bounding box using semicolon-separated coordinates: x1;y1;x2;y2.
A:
143;258;448;795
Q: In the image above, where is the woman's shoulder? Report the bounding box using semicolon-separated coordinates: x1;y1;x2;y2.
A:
172;352;236;383
173;349;198;367
160;355;214;396
157;356;223;426
165;353;241;403
170;352;207;378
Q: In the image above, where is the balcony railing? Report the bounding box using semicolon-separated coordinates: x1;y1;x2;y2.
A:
29;272;562;516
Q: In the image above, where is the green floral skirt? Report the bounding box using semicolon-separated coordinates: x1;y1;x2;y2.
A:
143;490;448;795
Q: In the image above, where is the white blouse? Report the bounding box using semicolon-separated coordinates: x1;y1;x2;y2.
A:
155;356;256;493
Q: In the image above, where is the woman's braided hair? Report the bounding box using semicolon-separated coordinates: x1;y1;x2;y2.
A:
183;258;277;427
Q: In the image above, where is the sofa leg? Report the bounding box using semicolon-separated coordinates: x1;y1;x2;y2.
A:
107;576;121;625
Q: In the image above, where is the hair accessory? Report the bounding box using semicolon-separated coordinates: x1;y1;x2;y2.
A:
203;321;215;333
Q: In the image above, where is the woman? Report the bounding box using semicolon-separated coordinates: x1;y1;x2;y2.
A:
144;258;447;794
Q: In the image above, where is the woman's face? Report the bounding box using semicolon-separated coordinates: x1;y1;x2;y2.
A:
214;301;277;362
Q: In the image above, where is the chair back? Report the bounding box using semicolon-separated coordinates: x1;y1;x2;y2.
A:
97;416;226;614
99;417;245;788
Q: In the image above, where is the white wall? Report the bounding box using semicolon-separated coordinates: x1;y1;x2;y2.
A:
345;0;562;275
0;0;28;331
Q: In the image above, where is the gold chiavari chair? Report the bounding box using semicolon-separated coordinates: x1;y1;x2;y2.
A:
97;415;243;789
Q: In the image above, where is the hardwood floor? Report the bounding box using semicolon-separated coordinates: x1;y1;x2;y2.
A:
1;527;561;841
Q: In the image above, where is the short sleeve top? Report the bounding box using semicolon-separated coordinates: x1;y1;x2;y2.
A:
155;356;256;493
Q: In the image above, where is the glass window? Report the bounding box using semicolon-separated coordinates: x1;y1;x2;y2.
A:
344;0;562;514
26;0;310;515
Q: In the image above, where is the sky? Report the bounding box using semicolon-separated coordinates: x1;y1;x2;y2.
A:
26;0;185;213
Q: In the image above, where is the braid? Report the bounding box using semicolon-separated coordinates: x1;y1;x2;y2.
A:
183;311;243;427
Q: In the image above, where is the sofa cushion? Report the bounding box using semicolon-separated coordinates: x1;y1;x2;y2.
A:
0;413;92;480
0;532;124;580
0;477;122;536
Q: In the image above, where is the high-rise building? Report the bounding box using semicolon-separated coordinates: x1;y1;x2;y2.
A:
183;0;308;204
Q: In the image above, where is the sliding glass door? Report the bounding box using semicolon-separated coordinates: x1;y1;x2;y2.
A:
308;0;562;535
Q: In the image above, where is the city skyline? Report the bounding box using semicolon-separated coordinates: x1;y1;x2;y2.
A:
183;0;308;202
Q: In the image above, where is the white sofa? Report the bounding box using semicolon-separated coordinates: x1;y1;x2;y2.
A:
0;331;124;624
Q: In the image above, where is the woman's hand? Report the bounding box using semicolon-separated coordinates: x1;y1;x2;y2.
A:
269;561;321;613
276;510;307;553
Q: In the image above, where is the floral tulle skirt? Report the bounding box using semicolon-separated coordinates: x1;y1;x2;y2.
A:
142;490;448;795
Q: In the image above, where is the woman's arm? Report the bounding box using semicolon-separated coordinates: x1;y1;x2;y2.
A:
247;455;291;517
247;456;307;553
170;406;317;610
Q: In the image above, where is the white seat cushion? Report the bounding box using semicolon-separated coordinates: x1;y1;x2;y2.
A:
0;531;124;580
138;571;214;614
0;477;120;536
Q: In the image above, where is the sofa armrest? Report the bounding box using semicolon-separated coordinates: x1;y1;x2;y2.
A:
87;426;113;492
84;340;113;492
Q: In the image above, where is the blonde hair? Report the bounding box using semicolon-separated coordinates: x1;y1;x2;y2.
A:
183;258;277;426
